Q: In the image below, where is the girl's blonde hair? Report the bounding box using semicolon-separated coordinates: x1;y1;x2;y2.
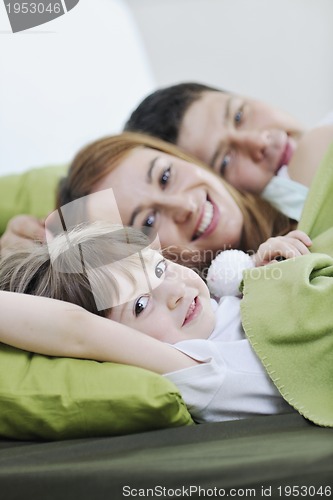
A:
57;132;294;258
0;223;151;318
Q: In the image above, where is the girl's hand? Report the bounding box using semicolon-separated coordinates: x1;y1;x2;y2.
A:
253;230;312;267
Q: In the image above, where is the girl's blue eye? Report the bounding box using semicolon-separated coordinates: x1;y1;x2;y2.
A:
134;295;149;317
220;154;231;176
155;259;167;278
144;213;156;228
160;166;171;188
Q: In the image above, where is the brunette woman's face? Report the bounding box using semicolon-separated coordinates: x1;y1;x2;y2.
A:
177;91;305;194
89;147;243;254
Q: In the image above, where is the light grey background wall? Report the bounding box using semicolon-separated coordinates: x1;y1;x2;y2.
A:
0;0;155;174
1;0;332;174
126;0;333;127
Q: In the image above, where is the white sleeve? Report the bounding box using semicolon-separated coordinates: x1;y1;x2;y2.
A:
261;174;308;221
164;345;227;423
164;339;292;423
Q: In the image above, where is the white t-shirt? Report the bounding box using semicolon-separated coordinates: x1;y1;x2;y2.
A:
261;112;333;221
164;296;293;423
262;171;308;221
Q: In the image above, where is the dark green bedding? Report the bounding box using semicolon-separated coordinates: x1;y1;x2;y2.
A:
0;413;332;500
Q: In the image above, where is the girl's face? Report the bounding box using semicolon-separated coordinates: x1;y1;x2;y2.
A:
89;147;243;255
177;91;305;194
109;249;216;344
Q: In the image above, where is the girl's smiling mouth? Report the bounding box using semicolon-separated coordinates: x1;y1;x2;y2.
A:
182;296;202;326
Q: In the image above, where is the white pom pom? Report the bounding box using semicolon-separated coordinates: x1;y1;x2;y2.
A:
207;250;254;298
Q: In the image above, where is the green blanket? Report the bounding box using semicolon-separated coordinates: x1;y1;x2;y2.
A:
241;143;333;427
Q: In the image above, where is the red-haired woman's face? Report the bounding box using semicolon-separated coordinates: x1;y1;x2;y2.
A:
88;147;243;254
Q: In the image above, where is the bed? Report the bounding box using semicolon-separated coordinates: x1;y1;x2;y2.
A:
0;414;332;499
0;147;333;498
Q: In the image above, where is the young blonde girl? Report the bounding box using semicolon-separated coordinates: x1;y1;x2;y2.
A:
0;222;311;422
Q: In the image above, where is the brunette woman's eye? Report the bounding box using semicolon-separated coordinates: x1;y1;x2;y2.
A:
234;106;244;126
155;259;167;278
220;154;231;176
159;166;171;188
134;295;149;317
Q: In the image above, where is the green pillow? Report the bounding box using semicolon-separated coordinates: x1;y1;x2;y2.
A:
0;344;193;440
0;164;194;439
0;165;67;236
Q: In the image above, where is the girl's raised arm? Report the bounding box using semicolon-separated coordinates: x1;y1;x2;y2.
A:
0;291;197;374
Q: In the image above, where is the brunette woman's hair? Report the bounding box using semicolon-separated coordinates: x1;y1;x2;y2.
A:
124;82;222;143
